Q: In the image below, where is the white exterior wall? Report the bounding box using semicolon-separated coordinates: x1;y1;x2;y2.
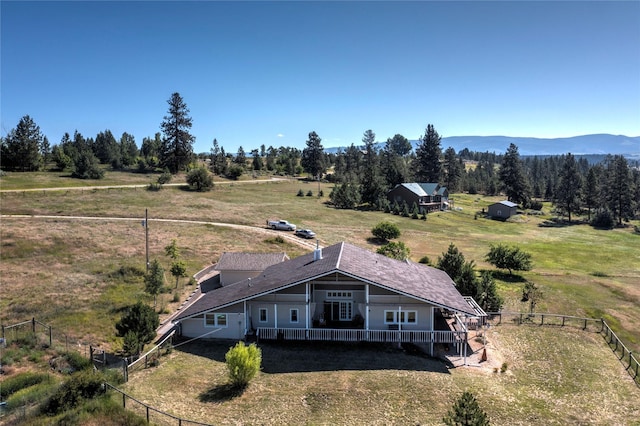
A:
249;293;307;329
180;302;246;340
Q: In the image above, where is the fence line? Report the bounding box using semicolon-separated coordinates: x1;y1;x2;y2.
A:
124;330;176;381
486;311;638;386
104;383;213;426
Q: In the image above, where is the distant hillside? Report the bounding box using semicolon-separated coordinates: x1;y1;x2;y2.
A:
325;134;640;157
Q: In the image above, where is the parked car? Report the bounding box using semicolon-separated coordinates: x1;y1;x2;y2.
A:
266;219;296;231
295;229;316;239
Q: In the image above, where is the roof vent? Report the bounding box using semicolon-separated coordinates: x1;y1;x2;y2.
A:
248;278;252;287
313;240;322;261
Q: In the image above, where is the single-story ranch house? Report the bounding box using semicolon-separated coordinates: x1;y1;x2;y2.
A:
386;183;449;213
487;200;518;219
174;242;485;360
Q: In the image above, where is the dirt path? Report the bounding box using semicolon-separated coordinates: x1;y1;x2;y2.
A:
0;177;291;193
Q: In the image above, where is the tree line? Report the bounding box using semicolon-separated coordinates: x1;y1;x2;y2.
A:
2;92;638;225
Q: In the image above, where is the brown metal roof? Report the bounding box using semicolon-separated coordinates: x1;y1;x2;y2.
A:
215;252;289;271
175;242;476;321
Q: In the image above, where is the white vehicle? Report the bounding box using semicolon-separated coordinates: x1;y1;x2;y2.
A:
266;219;297;231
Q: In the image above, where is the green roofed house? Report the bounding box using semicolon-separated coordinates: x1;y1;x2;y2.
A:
386;183;449;213
173;242;485;362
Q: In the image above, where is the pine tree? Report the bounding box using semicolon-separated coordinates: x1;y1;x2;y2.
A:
414;124;442;183
583;166;600;221
555;153;583;222
499;143;531;206
1;115;44;171
443;391;490;426
159;92;195;173
360;130;386;206
443;147;463;192
144;259;165;308
604;155;633;226
301;131;326;179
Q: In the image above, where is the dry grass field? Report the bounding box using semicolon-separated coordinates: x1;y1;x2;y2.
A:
1;171;639;424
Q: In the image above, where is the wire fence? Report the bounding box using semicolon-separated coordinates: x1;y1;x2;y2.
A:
104;383;213;426
486;311;639;387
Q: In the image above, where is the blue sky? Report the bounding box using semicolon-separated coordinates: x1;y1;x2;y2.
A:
2;1;639;154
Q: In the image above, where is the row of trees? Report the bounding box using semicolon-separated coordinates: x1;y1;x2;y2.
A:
3;94;638;223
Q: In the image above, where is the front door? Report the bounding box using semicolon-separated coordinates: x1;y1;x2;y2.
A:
324;301;353;323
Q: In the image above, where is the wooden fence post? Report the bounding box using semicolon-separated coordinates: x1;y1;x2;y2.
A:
49;326;52;347
32;317;36;333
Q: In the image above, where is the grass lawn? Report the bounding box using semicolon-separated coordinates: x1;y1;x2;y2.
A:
120;325;639;425
1;171;639;424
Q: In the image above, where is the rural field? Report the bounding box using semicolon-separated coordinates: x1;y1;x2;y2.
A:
1;170;639;424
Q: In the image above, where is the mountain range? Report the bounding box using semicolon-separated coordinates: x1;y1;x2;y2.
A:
325;134;640;158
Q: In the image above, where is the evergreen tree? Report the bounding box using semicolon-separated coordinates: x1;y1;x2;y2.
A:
476;271;503;312
115;302;160;353
251;149;263;171
94;130;119;165
604;155;633;226
119;132;138;167
443;391;490;426
159;92;195;173
499;143;531;206
360;130;386;206
583;166;600;221
330;182;361;209
235;145;247;166
414;124;442;183
1;115;44;171
443;147;463;192
41;136;51;168
382;134;412;188
555;153;583;222
144;259;165;308
301;131;327;179
437;243;466;282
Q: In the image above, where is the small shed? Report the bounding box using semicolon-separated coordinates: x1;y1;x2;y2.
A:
487;200;518;219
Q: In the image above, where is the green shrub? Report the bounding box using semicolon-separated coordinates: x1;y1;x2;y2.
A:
188;276;197;286
318;189;324;197
591;208;614;229
500;362;508;373
0;372;50;400
306;190;313;197
64;350;93;372
41;369;105;415
225;341;262;388
172;292;180;303
6;381;55;410
371;221;401;242
297;189;304;197
418;256;431;265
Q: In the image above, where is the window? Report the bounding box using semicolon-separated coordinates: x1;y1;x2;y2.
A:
384;310;418;324
290;309;299;323
327;291;352;299
204;313;228;327
259;308;268;323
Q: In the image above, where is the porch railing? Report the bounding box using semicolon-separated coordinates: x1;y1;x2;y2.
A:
257;327;466;344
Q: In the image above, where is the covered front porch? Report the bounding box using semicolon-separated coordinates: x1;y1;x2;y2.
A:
255;309;473;359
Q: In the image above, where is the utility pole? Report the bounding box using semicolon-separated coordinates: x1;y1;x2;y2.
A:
144;209;149;272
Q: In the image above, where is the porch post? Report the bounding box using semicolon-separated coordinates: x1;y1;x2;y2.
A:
243;301;247;337
274;304;278;329
305;282;310;330
365;284;370;331
430;307;434;356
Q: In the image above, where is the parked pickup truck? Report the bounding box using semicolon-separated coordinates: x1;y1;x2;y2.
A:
266;219;297;231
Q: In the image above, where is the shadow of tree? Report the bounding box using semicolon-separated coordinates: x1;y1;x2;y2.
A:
199;383;247;403
490;271;528;283
365;237;386;246
538;218;584;228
